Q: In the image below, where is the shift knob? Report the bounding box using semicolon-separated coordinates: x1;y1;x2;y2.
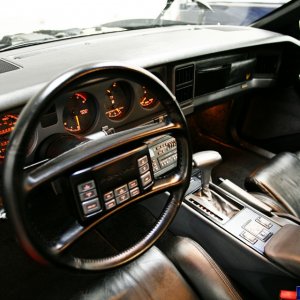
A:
192;151;222;189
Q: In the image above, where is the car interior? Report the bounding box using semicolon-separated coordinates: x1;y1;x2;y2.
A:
0;1;300;299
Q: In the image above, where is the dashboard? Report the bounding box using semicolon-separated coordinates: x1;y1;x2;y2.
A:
0;25;299;174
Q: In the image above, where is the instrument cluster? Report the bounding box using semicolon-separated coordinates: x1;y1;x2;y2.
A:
0;79;162;162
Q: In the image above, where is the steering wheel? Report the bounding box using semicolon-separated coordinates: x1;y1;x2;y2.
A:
3;63;192;270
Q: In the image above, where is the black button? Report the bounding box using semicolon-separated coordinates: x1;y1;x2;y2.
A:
105;199;116;210
141;171;152;187
77;180;95;193
114;184;128;197
139;162;149;174
103;191;114;202
82;198;101;215
79;189;98;202
116;192;130;204
138;155;148;167
128;180;138;189
130;187;140;197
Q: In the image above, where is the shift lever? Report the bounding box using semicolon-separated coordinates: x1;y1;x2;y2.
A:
190;151;239;220
192;150;222;192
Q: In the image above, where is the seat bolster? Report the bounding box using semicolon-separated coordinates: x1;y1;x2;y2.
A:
160;236;242;300
72;246;198;300
246;152;300;217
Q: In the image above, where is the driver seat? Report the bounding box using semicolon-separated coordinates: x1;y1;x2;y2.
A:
73;236;242;300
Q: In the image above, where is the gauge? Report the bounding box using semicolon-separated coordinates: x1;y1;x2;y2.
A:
0;113;37;160
0;114;18;159
104;81;132;120
139;86;159;109
63;92;97;134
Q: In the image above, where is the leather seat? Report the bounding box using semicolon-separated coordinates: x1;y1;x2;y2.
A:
73;236;242;300
246;152;300;217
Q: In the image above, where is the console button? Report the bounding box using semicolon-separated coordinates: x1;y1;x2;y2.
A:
257;229;272;241
240;231;257;244
105;199;117;210
79;189;98;202
114;184;128;197
130;187;140;197
82;198;101;215
128;180;138;189
138;155;148;167
139;162;149;174
116;192;130;204
141;171;152;187
103;191;114;202
243;220;264;236
256;217;273;229
77;180;95;193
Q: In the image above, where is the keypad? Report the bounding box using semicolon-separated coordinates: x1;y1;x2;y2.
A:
75;154;153;219
77;180;101;216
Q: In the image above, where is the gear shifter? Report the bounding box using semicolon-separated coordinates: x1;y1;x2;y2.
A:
192;151;222;197
189;151;239;221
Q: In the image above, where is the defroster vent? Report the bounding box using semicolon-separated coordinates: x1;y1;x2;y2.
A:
175;64;194;103
0;59;21;74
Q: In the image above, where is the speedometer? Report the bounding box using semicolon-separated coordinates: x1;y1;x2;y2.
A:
104;81;132;121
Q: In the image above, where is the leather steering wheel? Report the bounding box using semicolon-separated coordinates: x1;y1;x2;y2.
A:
3;63;192;270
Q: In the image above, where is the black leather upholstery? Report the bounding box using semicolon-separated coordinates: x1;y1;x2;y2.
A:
246;152;300;217
73;237;242;300
160;236;242;300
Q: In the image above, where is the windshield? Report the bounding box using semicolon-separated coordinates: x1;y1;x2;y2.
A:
0;0;292;50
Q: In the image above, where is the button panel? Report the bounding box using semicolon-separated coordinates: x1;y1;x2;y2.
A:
148;136;177;177
241;219;273;244
76;180;100;216
71;144;154;221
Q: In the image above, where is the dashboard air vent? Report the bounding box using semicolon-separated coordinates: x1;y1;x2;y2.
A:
255;55;279;75
175;64;195;103
0;59;21;74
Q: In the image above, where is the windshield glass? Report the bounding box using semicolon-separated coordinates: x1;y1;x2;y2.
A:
0;0;292;50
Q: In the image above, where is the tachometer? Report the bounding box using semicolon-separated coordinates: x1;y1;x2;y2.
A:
139;86;159;109
104;81;132;120
63;92;97;134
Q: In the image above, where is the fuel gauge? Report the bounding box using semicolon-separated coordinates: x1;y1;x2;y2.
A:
139;86;159;109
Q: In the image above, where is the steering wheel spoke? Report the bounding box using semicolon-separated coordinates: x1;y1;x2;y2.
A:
24;120;181;193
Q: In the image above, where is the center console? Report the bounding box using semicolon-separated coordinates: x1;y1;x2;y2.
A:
142;141;300;299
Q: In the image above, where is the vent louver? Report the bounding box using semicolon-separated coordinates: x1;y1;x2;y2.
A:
175;64;194;103
255;55;279;75
0;59;21;74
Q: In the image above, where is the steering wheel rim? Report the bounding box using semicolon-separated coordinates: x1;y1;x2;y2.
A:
3;63;192;270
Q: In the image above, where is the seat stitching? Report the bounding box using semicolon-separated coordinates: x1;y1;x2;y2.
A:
182;237;242;300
